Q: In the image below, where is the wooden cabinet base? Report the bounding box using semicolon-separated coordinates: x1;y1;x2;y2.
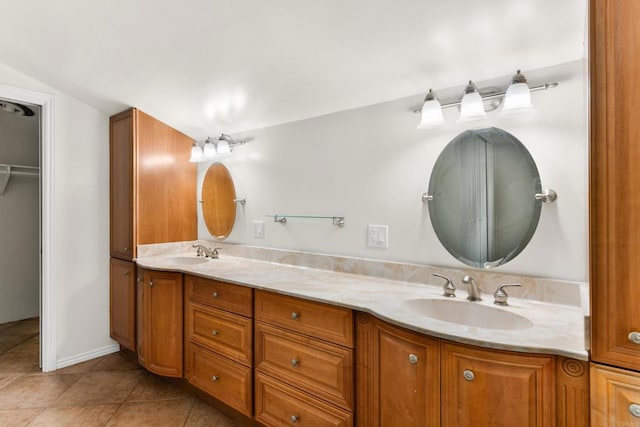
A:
591;363;640;426
255;373;352;427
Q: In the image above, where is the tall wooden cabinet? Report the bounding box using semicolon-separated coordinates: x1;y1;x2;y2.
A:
136;268;183;377
109;108;196;351
590;0;640;423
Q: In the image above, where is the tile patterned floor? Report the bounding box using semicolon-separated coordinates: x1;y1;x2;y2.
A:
0;318;239;426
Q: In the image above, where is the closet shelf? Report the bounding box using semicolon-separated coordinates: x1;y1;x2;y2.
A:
0;164;39;194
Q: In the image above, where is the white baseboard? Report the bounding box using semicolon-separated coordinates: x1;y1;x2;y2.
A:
55;343;120;370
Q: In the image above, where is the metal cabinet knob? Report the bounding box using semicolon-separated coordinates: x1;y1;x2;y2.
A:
211;330;219;336
409;354;419;364
291;358;299;367
211;375;219;382
149;281;153;287
123;247;129;252
291;312;299;320
212;291;219;298
463;370;475;381
629;331;640;345
291;415;299;423
630;403;640;418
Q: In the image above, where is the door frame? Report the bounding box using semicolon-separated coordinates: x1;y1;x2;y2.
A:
0;83;56;372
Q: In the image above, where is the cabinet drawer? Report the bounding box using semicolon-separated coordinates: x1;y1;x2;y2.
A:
256;322;353;410
255;290;353;347
256;372;352;427
185;343;252;417
185;275;252;317
592;363;640;425
186;302;252;367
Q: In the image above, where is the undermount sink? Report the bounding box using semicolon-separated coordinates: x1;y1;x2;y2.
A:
165;256;210;266
402;298;533;330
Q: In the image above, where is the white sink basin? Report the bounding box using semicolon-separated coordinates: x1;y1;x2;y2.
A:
402;298;533;330
165;256;210;266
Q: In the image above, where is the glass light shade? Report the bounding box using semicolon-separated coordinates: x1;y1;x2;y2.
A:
203;140;217;160
458;91;486;122
417;99;445;129
216;139;231;156
188;143;204;162
499;82;535;116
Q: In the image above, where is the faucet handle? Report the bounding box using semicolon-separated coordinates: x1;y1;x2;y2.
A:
192;243;205;257
433;273;456;297
493;283;522;306
212;247;222;258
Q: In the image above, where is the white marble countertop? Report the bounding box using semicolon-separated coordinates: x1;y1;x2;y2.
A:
136;252;589;361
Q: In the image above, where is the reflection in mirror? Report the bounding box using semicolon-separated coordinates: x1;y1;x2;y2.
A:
428;127;542;268
201;163;237;239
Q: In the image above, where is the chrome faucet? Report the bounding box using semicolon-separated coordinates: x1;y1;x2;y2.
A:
462;275;482;301
433;273;456;297
193;243;221;259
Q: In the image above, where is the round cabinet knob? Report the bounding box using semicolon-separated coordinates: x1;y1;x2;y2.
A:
291;358;299;367
629;331;640;345
123;247;128;252
291;312;299;320
211;375;219;382
212;292;219;298
463;370;475;381
211;330;219;336
290;415;299;424
630;403;640;418
409;354;419;365
149;281;153;287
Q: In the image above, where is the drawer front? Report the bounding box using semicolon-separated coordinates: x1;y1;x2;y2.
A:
186;275;253;317
185;343;252;417
256;373;352;427
591;363;640;426
186;303;253;367
255;290;353;347
256;322;353;411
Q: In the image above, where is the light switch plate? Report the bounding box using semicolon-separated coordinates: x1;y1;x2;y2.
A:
253;221;264;239
367;224;389;248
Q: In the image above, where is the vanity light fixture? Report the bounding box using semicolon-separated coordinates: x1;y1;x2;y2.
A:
417;89;445;129
188;133;248;163
413;70;558;127
458;81;486;122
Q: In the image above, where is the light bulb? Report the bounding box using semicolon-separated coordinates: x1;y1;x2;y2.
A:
458;81;486;122
188;142;204;163
417;89;445;129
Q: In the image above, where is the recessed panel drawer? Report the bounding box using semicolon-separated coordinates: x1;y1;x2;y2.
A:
185;274;253;317
186;302;252;367
185;343;252;417
255;372;352;427
255;290;353;347
255;322;353;410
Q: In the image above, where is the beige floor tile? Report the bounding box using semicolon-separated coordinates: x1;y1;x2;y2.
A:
0;335;34;354
0;408;43;426
106;399;193;426
184;398;238;427
127;373;193;403
0;352;40;375
5;336;39;354
0;374;22;391
52;356;103;375
0;321;22;334
51;370;145;407
92;353;141;372
0;319;39;336
28;403;120;427
0;374;82;409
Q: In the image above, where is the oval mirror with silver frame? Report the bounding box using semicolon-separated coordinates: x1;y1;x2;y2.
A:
427;127;542;268
201;162;237;239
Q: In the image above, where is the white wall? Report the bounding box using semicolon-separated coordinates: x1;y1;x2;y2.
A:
0;107;40;323
0;62;112;362
199;60;588;282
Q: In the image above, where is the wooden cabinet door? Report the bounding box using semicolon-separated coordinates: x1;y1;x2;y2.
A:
592;364;640;426
356;314;440;427
109;258;136;351
441;342;554;427
109;109;134;260
137;268;183;377
591;0;640;371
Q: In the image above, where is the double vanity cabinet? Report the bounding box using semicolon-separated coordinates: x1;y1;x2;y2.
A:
112;264;589;427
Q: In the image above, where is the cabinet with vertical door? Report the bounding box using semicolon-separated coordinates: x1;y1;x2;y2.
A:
109;108;196;350
136;267;183;377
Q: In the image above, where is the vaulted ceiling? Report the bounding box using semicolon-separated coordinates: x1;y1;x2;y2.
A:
0;0;587;139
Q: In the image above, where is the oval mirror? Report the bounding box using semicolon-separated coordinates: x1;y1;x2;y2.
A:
201;163;237;239
428;127;542;268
